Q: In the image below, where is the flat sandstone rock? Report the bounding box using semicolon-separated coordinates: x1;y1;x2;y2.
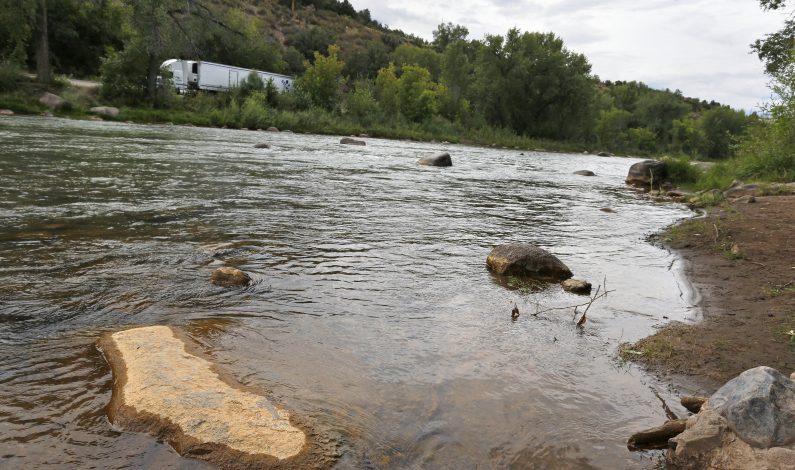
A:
100;326;312;467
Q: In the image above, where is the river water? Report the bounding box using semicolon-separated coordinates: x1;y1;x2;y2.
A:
0;116;698;469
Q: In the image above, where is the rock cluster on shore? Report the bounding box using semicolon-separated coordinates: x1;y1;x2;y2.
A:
632;366;795;469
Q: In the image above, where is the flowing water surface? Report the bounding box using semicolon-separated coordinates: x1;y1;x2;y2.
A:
0;116;698;469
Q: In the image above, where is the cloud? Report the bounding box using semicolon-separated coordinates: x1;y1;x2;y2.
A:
351;0;787;111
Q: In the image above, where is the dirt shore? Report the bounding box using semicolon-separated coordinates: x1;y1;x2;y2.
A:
627;195;795;390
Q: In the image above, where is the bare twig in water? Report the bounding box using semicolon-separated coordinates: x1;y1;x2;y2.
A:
533;286;614;317
650;386;679;421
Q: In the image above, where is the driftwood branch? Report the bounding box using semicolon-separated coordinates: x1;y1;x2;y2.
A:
627;419;687;451
533;283;614;317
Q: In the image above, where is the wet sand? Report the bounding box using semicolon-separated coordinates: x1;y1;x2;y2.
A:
628;195;795;389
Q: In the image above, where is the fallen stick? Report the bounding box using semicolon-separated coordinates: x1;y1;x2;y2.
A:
627;419;687;451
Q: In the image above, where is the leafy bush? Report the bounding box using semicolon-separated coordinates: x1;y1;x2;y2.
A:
240;92;271;129
662;156;702;186
0;61;23;92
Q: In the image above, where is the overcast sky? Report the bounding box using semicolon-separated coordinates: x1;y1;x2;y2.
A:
350;0;788;112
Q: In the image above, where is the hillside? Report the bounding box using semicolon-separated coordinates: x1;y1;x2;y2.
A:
1;0;773;169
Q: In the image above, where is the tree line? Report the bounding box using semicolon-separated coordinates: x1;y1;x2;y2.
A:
0;0;760;160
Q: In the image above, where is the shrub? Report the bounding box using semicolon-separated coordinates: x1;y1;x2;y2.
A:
0;61;23;92
662;156;702;186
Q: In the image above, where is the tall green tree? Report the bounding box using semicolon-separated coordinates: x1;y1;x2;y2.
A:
296;44;345;110
432;22;469;52
471;29;596;140
375;62;400;116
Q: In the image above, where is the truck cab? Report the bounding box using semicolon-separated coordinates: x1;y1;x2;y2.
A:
160;59;199;93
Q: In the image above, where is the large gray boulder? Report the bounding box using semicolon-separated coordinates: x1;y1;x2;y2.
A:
487;243;572;281
418;152;452;167
709;366;795;448
626;160;666;187
39;92;64;108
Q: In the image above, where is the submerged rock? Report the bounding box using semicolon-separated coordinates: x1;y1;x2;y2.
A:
266;127;279;132
626;160;666;187
417;152;452;167
254;142;271;149
573;170;596;176
211;267;251;287
561;279;592;294
99;326;314;468
487;243;572;281
340;137;365;146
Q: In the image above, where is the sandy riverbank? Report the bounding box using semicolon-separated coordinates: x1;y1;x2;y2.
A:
627;195;795;390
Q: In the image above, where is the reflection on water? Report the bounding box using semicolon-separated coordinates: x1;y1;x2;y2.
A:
0;116;695;468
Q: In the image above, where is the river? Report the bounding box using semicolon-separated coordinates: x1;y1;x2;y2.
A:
0;116;697;468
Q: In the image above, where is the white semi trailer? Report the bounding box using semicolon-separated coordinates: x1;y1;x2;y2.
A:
161;59;294;93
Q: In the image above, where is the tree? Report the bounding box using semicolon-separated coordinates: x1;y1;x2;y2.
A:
432;22;469;52
296;44;345;109
671;118;708;156
35;0;51;83
287;27;335;60
595;108;632;149
752;0;795;74
391;44;441;80
470;29;596;140
632;91;690;144
699;106;749;159
0;0;36;65
374;63;400;116
343;41;389;79
397;64;439;121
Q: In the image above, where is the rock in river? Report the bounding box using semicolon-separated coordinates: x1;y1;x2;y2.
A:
561;279;592;294
418;152;452;167
573;170;596;176
99;326;312;468
340;137;366;146
487;243;572;281
254;142;271;149
626;160;666;187
211;267;251;287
